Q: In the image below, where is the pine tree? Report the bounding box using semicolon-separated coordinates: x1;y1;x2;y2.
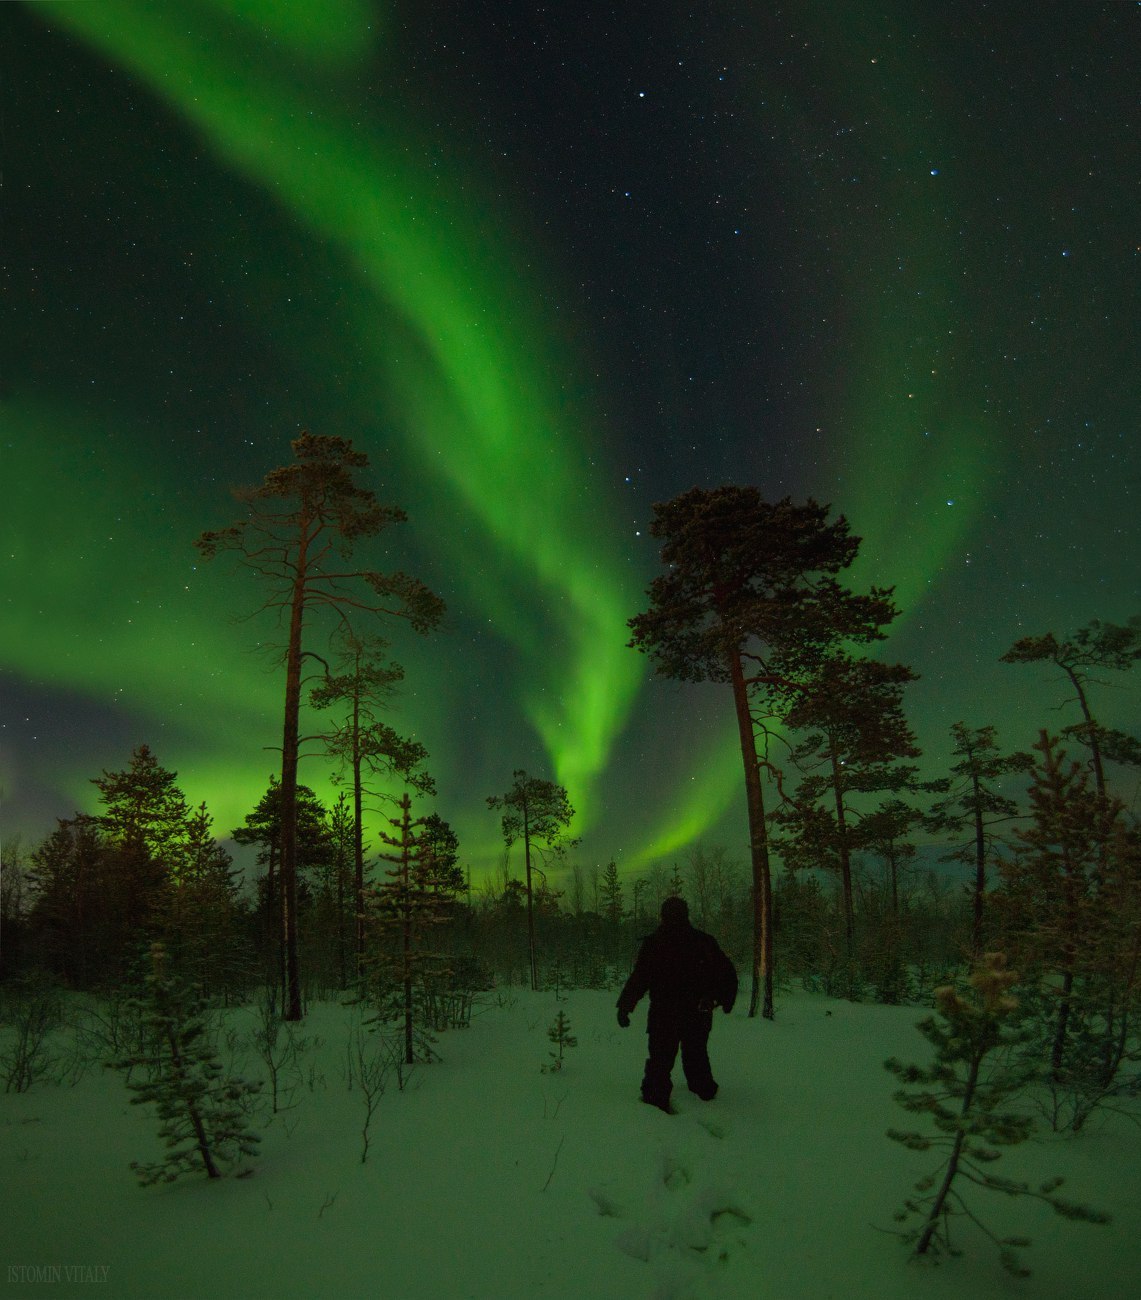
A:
1001;616;1141;800
542;1009;578;1073
232;778;334;1008
366;794;452;1064
120;944;261;1185
995;732;1138;1127
775;653;919;974
599;861;624;925
628;487;898;1019
28;815;106;986
310;630;434;976
197;431;444;1020
488;771;577;991
886;953;1108;1275
28;746;197;986
922;723;1033;957
93;744;191;862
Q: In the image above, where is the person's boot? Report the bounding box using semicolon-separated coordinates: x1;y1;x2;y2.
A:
640;1094;676;1114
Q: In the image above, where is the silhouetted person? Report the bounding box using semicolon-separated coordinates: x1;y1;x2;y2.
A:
616;896;738;1112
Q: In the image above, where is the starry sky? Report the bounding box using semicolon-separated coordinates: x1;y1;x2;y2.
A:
4;1;1138;882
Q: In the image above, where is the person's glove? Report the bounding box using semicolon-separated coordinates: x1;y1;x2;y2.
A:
617;1008;631;1029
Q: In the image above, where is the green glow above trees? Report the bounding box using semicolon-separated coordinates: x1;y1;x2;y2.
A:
38;0;644;831
9;3;1135;881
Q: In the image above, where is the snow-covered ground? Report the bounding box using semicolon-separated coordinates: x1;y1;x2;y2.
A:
2;987;1138;1299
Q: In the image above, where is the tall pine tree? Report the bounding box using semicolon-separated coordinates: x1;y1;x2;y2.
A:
197;431;444;1020
629;487;898;1018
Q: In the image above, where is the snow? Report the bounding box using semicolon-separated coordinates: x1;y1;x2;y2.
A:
2;988;1139;1299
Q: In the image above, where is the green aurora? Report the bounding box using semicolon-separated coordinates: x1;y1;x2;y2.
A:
4;2;1136;881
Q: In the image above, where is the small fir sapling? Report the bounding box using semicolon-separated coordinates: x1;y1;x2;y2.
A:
120;943;262;1185
885;953;1109;1276
542;1009;577;1073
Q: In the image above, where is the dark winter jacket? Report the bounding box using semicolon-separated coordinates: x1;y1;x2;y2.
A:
617;920;738;1018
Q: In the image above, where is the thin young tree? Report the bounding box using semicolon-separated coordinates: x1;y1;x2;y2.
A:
628;487;897;1018
310;630;434;976
197;431;444;1020
923;723;1033;957
316;793;356;992
368;793;452;1064
1001;615;1141;800
487;771;577;991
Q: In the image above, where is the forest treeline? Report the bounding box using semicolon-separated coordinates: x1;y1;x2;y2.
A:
2;436;1138;1138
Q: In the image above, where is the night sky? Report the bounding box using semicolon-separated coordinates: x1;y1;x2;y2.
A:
4;1;1138;882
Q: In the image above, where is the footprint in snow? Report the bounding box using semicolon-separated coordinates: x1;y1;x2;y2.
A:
591;1145;754;1282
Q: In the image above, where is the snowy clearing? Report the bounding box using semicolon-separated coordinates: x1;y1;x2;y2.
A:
2;988;1139;1300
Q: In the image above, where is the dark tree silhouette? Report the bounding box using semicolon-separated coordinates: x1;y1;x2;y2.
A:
886;953;1108;1276
488;771;577;990
1001;615;1141;800
232;778;333;1004
368;793;455;1063
628;487;896;1018
197;431;444;1020
996;732;1138;1125
310;631;433;976
777;653;919;968
923;723;1033;956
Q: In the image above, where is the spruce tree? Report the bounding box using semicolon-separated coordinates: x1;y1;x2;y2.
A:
366;793;453;1063
120;944;261;1185
599;861;624;925
232;778;334;1007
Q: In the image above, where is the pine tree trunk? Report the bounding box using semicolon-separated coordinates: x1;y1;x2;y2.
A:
279;541;309;1023
353;709;366;980
403;905;414;1065
164;1023;221;1179
1065;668;1106;800
971;769;986;957
729;650;773;1019
888;847;899;915
829;745;855;968
524;808;538;992
1051;966;1075;1079
916;1049;983;1254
